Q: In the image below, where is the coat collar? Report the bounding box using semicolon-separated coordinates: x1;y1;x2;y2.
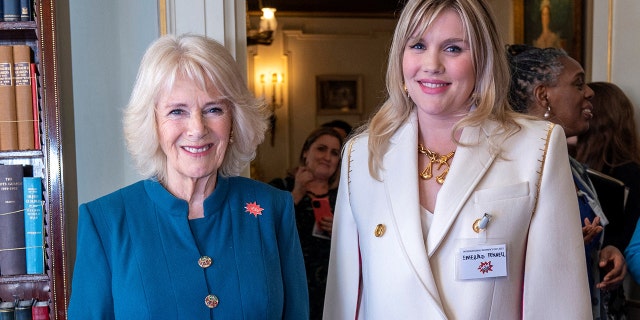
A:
380;112;498;300
426;122;497;255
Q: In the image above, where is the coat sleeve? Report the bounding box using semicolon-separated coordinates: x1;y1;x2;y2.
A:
522;124;591;318
625;222;640;282
323;142;362;320
67;203;115;320
277;192;310;319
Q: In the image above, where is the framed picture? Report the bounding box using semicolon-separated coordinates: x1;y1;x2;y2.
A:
316;75;363;115
513;0;584;64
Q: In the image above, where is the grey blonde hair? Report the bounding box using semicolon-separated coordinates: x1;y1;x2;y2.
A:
123;34;269;182
364;0;520;180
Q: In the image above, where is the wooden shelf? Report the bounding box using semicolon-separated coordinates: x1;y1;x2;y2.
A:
0;0;67;319
0;21;37;40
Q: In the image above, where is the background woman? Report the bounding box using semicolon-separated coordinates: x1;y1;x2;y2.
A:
270;126;342;319
68;34;308;319
323;0;590;318
507;44;626;319
574;82;640;252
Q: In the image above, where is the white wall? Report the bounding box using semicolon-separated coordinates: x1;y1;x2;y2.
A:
66;0;158;206
591;0;640;137
56;0;159;282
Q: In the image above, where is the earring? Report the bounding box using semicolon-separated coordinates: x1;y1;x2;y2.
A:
543;105;551;119
229;130;234;144
403;84;410;98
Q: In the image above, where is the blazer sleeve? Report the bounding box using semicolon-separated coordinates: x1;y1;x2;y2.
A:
522;125;591;318
276;192;310;319
323;142;362;320
625;217;640;282
68;203;115;320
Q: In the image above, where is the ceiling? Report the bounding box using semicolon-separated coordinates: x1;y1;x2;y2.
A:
246;0;405;18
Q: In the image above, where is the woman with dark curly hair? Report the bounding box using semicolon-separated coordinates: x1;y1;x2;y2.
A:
507;45;627;320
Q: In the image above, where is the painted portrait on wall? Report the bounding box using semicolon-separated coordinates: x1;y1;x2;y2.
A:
514;0;584;64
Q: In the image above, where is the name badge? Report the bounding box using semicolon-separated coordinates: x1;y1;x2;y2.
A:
457;244;507;280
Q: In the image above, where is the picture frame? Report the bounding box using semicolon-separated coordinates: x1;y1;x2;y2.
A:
513;0;584;64
316;75;363;115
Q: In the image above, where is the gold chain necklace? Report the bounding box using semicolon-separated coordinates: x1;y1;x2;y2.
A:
418;144;455;184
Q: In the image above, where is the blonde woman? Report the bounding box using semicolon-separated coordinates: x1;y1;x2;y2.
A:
323;0;590;318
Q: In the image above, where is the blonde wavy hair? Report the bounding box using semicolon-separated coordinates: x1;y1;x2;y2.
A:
123;34;270;182
364;0;520;180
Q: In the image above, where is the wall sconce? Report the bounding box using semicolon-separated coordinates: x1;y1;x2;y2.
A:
247;7;277;46
260;72;284;145
261;72;284;110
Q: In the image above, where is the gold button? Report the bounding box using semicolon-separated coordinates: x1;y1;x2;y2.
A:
204;294;219;308
198;256;212;268
374;224;386;237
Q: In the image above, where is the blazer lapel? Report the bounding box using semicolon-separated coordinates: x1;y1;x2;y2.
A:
382;114;445;312
427;123;498;256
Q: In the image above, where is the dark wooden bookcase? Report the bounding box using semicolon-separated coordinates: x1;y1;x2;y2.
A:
0;0;67;319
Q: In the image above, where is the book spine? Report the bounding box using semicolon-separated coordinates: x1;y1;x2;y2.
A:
0;301;15;320
31;301;49;320
13;45;34;150
0;45;19;151
19;0;31;21
3;0;21;22
14;300;33;320
0;164;26;276
30;63;40;150
23;177;43;274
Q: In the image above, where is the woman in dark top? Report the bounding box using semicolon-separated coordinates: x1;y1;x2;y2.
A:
270;126;343;320
575;82;640;251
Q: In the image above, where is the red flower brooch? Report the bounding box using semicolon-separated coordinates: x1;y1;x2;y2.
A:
245;201;264;217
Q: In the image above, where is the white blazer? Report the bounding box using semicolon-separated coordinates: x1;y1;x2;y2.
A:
323;112;591;319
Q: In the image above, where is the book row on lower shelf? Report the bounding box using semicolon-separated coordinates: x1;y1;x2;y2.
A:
0;298;49;320
0;44;40;152
0;0;33;22
0;164;44;276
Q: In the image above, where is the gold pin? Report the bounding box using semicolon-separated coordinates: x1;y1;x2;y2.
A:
472;213;492;233
374;224;386;237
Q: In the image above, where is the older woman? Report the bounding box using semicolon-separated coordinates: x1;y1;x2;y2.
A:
68;34;308;319
507;44;626;319
323;0;590;319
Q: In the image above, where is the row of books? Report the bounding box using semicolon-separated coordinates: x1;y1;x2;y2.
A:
0;45;39;152
0;299;49;320
0;164;44;276
0;0;33;22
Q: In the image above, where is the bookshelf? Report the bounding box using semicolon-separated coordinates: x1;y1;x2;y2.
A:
0;0;67;319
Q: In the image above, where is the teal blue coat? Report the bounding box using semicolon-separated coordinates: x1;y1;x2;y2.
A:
68;176;309;319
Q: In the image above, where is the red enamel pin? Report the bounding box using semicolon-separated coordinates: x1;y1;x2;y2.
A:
245;201;264;217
